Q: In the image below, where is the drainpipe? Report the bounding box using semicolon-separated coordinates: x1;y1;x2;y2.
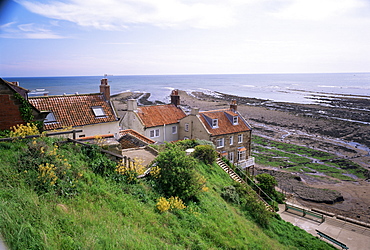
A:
163;124;166;142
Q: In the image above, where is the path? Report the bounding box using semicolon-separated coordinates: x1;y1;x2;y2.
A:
278;204;370;250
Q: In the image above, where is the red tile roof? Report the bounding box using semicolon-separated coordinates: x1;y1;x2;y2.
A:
199;109;251;136
136;104;186;128
119;129;155;144
29;93;118;130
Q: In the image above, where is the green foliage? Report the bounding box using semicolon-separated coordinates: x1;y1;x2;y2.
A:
192;144;218;165
255;173;285;205
151;144;204;201
0;137;335;250
13;93;43;131
221;185;240;204
253;135;367;180
81;145;116;177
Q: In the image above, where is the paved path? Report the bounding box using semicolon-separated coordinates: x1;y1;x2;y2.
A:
278;204;370;250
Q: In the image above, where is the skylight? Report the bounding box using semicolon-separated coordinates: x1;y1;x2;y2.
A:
44;112;56;123
92;106;105;117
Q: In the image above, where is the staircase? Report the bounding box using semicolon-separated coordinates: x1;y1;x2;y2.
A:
216;158;275;212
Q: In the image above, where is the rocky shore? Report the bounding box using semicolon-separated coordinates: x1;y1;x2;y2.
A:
111;89;370;222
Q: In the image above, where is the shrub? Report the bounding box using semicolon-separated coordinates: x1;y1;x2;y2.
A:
192;144;218;165
156;196;186;213
114;157;146;184
151;144;205;201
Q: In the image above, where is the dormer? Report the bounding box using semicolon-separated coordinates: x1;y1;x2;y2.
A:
224;111;239;125
202;113;219;129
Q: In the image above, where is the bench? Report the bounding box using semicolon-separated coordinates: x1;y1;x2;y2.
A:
316;230;349;250
285;204;324;223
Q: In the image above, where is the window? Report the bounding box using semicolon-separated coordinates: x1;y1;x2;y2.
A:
92;106;105;117
212;119;218;128
150;129;160;138
216;138;224;148
238;134;243;143
229;136;233;145
185;123;189;132
228;152;234;162
44;112;56;123
233;116;238;125
172;126;177;134
237;150;246;161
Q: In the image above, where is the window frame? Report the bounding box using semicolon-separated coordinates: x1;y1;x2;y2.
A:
228;151;234;162
216;138;224;148
238;134;243;143
233;116;238;125
172;125;177;134
212;119;218;128
237;150;246;162
150;129;160;138
92;106;106;117
229;135;233;145
184;123;189;132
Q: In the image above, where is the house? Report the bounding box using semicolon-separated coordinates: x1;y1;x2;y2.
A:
28;78;120;138
0;78;47;130
179;100;254;168
120;90;186;143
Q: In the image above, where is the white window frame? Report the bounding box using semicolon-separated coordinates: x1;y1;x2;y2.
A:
228;152;234;163
172;125;177;134
150;129;160;138
92;106;105;117
212;119;218;128
233;116;238;125
237;150;246;162
229;136;233;145
238;134;243;143
184;123;189;132
216;138;224;148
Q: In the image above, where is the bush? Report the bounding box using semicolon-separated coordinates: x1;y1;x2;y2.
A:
192;145;218;165
151;144;206;201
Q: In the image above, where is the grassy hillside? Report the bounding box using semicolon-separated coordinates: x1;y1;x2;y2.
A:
0;137;334;249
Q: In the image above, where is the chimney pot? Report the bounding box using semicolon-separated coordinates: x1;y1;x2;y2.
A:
170;89;180;107
100;78;110;100
230;99;237;112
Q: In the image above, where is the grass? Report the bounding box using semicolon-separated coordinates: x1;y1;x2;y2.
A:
0;137;335;249
252;135;367;180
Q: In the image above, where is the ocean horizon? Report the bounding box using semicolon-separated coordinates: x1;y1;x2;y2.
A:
3;73;370;105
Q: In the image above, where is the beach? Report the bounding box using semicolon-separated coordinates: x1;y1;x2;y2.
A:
111;90;370;222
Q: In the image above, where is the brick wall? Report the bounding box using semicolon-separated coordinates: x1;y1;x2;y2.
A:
0;94;24;130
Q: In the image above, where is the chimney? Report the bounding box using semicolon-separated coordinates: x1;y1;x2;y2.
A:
100;78;110;100
170;89;180;107
11;81;19;86
230;99;237;112
127;99;137;111
191;107;199;116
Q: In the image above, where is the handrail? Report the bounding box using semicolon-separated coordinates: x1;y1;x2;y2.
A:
235;166;276;206
0;129;83;141
316;230;348;249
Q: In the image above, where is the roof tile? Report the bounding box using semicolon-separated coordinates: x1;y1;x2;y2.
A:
29;94;117;130
137;104;186;128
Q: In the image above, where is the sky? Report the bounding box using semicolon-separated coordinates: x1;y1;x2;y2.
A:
0;0;370;77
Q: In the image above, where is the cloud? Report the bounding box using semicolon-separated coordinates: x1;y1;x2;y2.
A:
270;0;367;21
0;22;65;39
16;0;240;30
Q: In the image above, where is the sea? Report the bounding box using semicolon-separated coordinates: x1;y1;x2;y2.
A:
3;73;370;104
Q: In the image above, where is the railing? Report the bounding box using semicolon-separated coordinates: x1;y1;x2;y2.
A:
235;165;276;209
316;230;348;250
0;129;83;141
285;203;325;223
238;157;255;169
